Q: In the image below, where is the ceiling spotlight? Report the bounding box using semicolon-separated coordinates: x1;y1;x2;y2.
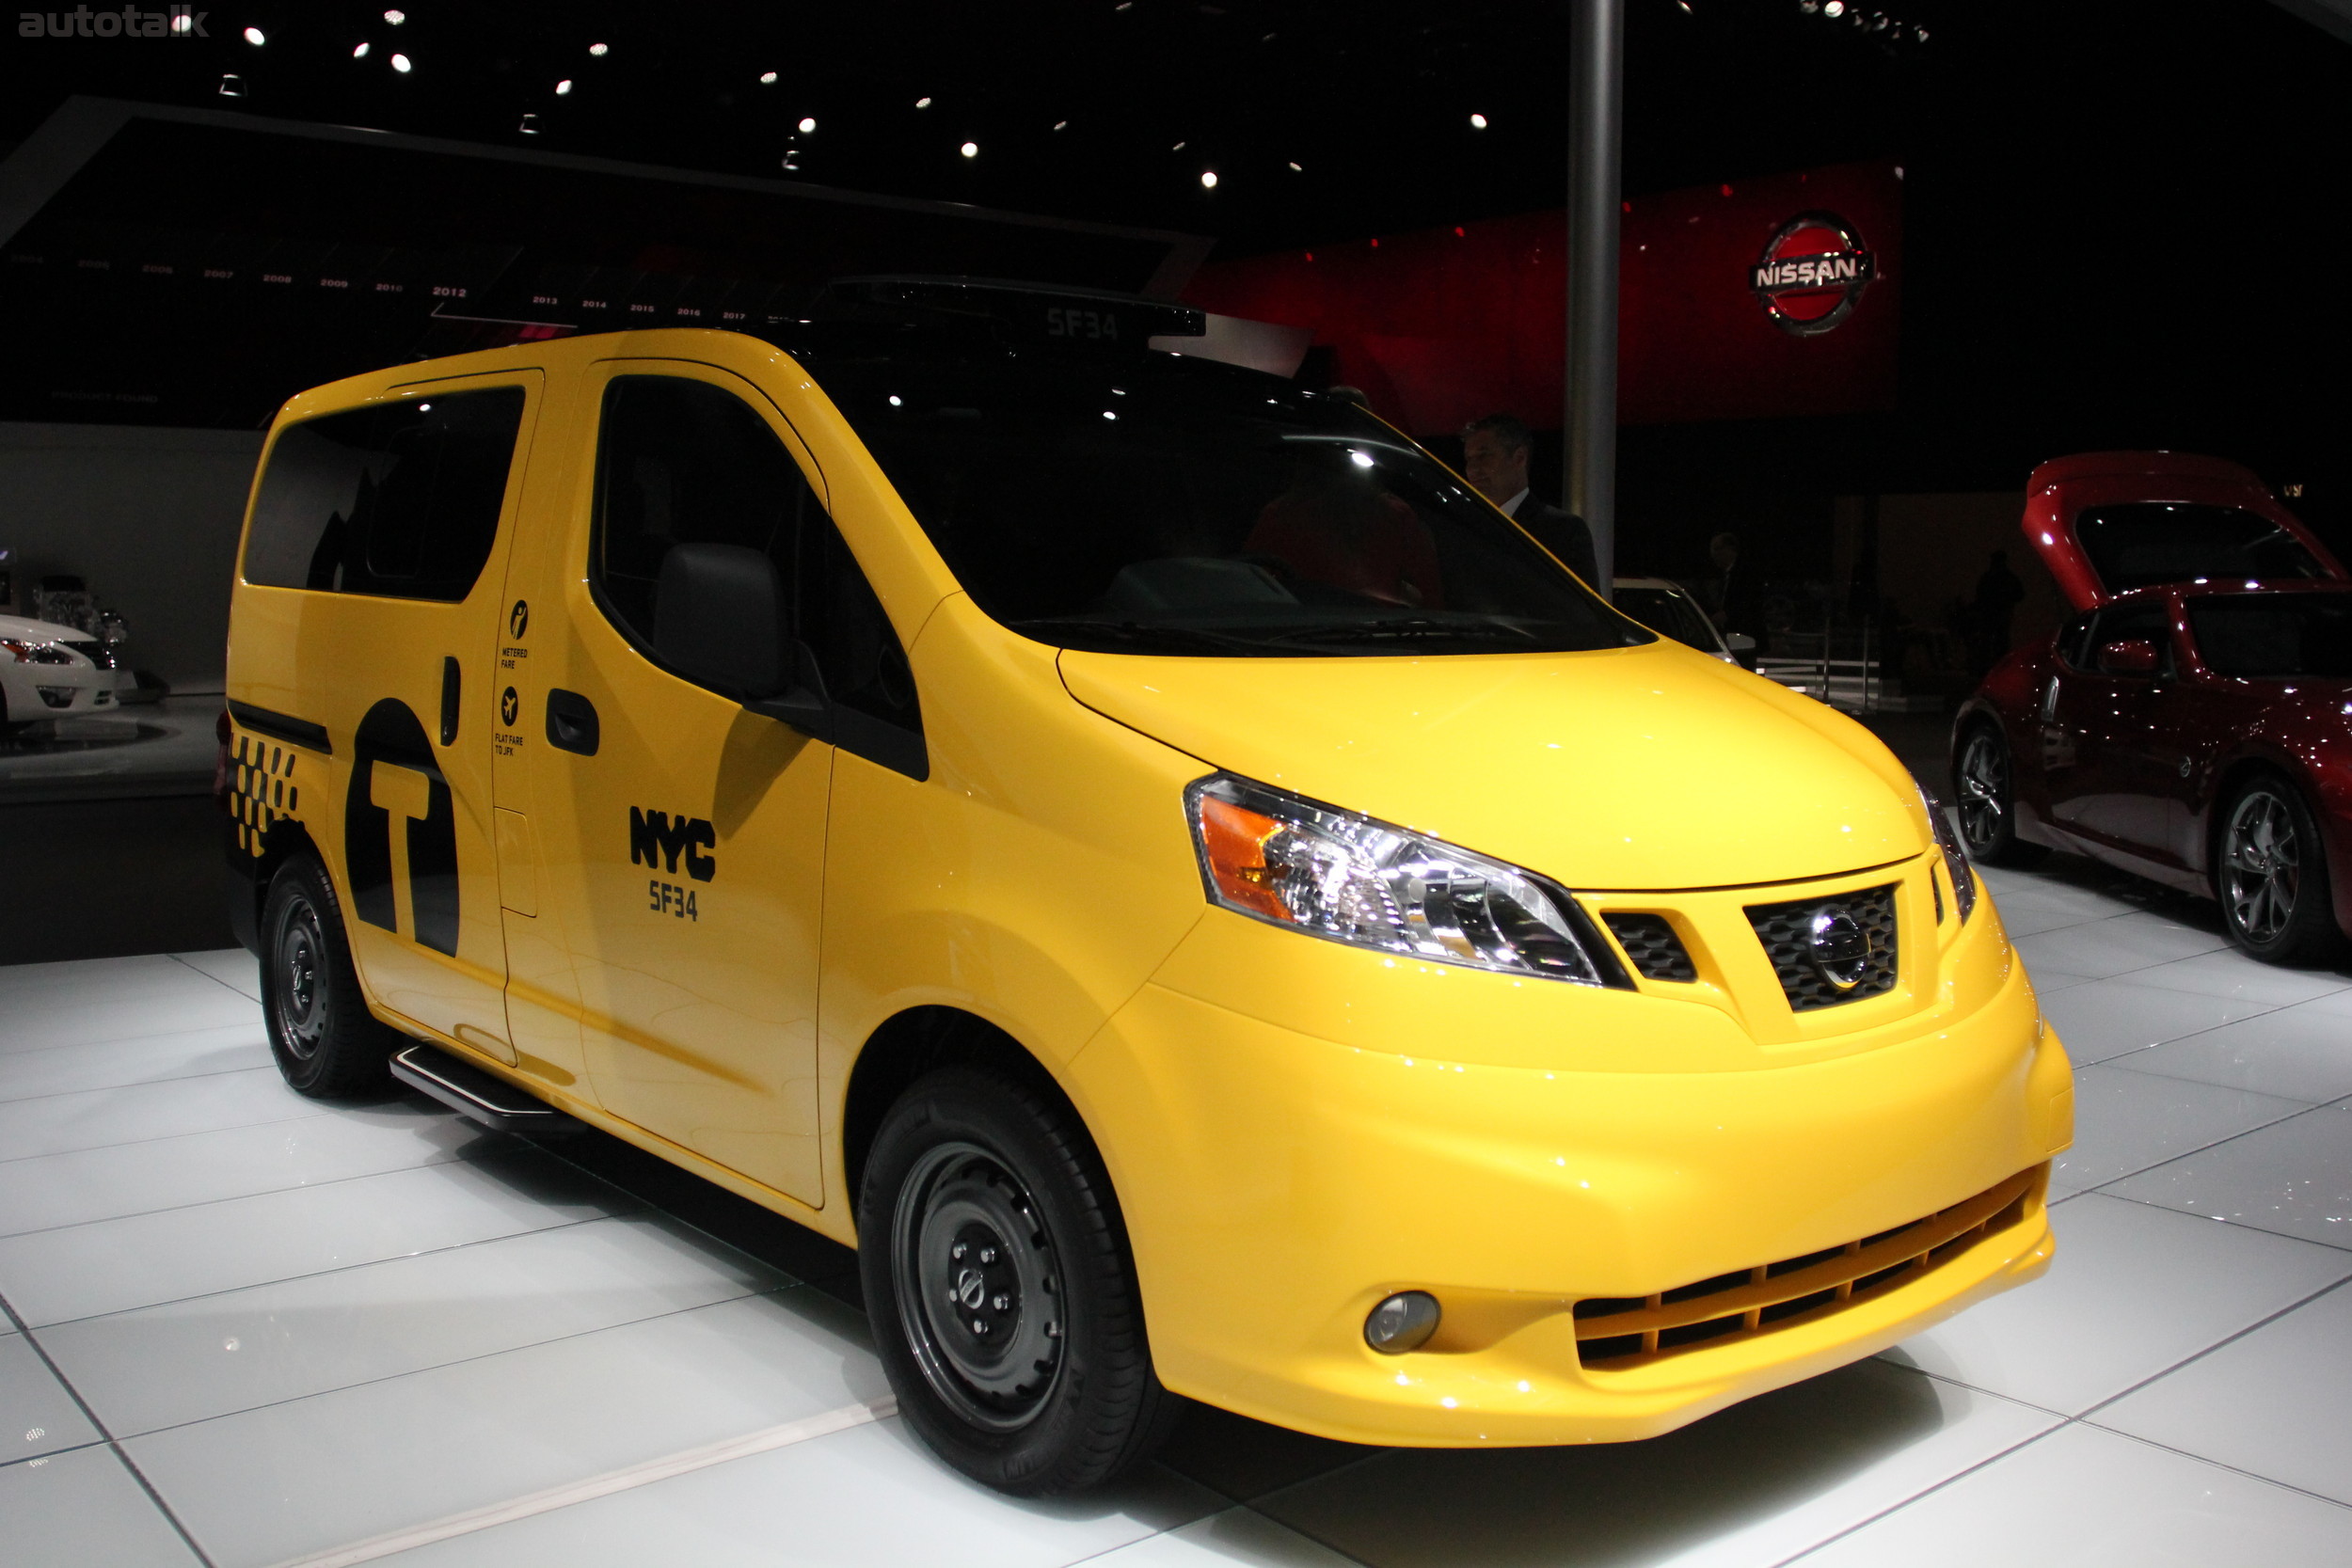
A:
915;96;932;108
383;8;404;23
1288;160;1303;171
242;25;263;44
1172;141;1186;150
1469;112;1488;129
390;53;411;72
169;8;191;29
1054;120;1068;131
589;41;609;56
759;71;778;85
352;40;369;57
1200;170;1217;189
519;113;541;135
555;79;573;94
960;141;978;158
798;117;817;133
217;73;244;96
1822;1;1843;13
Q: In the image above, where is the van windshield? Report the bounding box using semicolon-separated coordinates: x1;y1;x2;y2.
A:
791;343;1649;658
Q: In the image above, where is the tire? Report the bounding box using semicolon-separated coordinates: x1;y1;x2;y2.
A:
858;1067;1179;1496
1952;722;2047;867
260;856;401;1097
2214;775;2344;966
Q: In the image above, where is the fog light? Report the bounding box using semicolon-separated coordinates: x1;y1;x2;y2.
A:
1364;1291;1440;1354
36;686;74;708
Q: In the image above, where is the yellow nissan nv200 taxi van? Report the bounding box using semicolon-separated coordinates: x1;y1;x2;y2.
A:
222;278;2070;1496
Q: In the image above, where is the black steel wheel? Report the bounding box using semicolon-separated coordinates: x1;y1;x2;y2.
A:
1952;722;2046;866
261;856;400;1097
2216;777;2343;966
859;1066;1178;1495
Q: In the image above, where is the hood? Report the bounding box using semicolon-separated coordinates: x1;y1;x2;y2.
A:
0;613;88;643
1059;638;1927;892
2024;451;2347;612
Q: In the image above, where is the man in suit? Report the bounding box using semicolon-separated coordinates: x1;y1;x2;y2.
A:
1461;413;1598;587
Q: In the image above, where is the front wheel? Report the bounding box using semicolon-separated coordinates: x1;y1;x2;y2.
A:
261;856;401;1097
1953;722;2047;866
858;1067;1178;1496
2215;777;2344;966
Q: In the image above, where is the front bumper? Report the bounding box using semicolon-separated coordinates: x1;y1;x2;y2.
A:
1065;892;2070;1448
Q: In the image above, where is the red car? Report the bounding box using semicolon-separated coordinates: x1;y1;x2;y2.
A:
1951;451;2352;964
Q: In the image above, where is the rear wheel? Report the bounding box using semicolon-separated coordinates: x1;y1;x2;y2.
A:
1953;722;2046;866
859;1067;1178;1496
2215;777;2343;966
261;856;401;1097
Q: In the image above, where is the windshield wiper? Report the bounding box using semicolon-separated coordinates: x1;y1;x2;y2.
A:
1262;616;1544;646
1009;618;1299;656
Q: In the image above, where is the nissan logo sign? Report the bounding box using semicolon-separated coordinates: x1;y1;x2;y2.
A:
1750;211;1878;337
1806;905;1873;990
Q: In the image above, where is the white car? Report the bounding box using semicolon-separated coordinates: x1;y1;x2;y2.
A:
0;611;125;734
1612;576;1756;664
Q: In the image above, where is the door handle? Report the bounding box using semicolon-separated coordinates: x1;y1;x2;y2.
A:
439;657;461;747
546;689;600;756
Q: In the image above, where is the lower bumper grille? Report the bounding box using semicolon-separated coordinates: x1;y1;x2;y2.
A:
1573;1165;2041;1370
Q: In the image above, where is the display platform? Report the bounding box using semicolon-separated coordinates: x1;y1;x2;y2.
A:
1;853;2348;1565
0;694;217;805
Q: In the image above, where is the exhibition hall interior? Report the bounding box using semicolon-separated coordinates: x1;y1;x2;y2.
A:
5;1;2352;1563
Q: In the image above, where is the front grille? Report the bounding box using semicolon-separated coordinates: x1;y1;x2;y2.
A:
60;639;115;670
1602;913;1697;982
1574;1166;2040;1370
1746;882;1898;1010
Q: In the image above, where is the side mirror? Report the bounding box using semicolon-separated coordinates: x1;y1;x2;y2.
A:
654;543;832;739
2095;637;2162;676
1725;633;1757;653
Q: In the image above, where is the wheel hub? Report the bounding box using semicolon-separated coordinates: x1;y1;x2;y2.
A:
2223;791;2299;944
271;895;327;1061
894;1142;1065;1433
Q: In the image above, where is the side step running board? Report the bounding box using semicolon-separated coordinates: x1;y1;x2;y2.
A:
391;1044;586;1136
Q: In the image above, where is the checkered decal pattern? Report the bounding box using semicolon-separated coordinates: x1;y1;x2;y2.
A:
1744;882;1898;1011
229;732;302;857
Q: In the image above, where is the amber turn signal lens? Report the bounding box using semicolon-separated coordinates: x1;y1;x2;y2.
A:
1198;795;1287;921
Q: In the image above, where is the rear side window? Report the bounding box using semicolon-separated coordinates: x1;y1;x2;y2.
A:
243;388;525;602
592;375;923;768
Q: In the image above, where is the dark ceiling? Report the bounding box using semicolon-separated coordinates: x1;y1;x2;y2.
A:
4;0;2351;566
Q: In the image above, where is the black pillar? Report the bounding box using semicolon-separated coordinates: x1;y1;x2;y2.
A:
1565;0;1624;596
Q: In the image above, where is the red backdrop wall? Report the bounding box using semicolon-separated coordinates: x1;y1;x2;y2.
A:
1180;158;1903;437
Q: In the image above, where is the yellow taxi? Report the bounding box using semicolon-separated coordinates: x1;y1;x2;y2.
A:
221;278;2070;1496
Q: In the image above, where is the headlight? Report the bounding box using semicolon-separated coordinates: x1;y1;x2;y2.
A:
1918;781;1978;923
0;639;73;666
1185;773;1625;986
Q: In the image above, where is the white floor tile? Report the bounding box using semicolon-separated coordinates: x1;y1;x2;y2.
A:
2104;1106;2352;1249
2279;983;2352;1017
168;948;262;1002
0;1103;497;1237
2127;950;2352;1006
2052;1067;2310;1196
2011;916;2231;981
0;1068;317;1162
43;1211;792;1436
1079;1507;1363;1568
1888;1195;2352;1415
1992;903;2109;939
2104;1003;2352;1103
0;1330;103;1461
0;952;215;1003
0;983;261;1056
2094;1281;2352;1505
1788;1421;2352;1567
373;1418;1225;1568
2036;980;2274;1067
124;1291;901;1568
0;1024;272;1103
0;1148;636;1326
0;1442;202;1567
1249;1358;2056;1568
